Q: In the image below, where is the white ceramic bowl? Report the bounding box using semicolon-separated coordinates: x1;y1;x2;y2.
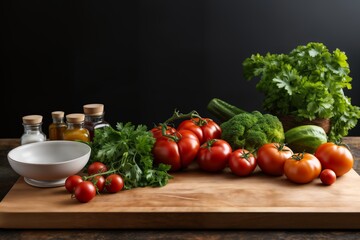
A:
7;140;91;188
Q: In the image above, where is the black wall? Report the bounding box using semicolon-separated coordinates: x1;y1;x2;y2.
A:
2;0;360;138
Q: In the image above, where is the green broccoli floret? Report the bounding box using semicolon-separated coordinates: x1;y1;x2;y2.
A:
220;110;285;152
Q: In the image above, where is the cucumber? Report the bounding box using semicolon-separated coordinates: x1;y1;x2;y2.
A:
285;125;328;153
207;98;246;122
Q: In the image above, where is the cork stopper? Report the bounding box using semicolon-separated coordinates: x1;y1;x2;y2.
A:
83;103;104;116
51;111;65;119
66;113;85;123
22;115;43;125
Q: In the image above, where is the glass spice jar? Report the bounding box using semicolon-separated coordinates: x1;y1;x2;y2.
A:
48;111;67;140
20;115;47;145
83;103;110;141
63;113;90;143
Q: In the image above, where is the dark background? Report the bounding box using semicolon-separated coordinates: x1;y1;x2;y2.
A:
2;0;360;138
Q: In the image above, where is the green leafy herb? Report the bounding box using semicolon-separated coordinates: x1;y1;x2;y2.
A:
89;122;172;190
243;42;360;142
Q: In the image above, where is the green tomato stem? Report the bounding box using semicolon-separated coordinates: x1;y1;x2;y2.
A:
163;109;205;125
82;168;118;181
291;152;305;161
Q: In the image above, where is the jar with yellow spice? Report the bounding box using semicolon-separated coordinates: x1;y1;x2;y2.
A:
48;111;67;140
63;113;90;142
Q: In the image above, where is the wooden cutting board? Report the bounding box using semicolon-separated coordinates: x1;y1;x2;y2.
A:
1;166;360;229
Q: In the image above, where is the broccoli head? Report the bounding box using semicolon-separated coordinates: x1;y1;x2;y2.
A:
220;111;285;152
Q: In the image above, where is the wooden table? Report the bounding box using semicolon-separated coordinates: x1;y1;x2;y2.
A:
1;138;360;239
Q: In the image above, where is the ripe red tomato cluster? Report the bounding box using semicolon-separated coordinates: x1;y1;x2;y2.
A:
151;117;222;172
65;162;124;203
256;142;354;185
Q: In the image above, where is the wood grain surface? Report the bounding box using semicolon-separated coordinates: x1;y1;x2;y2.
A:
1;157;360;229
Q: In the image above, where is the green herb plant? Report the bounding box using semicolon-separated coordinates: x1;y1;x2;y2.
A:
243;42;360;142
88;122;172;190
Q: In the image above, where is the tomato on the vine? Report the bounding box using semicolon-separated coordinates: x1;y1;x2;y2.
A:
105;174;124;193
90;175;106;193
196;139;232;172
152;129;200;172
284;153;322;184
74;181;96;203
150;124;176;139
228;149;257;177
315;142;354;177
177;118;221;144
257;143;293;176
87;162;108;176
65;175;83;193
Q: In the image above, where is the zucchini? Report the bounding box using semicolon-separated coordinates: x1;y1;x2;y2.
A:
285;125;327;153
207;98;246;122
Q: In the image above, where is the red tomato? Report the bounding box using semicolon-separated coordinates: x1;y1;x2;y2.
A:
87;162;108;176
228;149;257;177
105;174;124;193
177;118;221;144
152;129;200;172
320;169;337;185
65;175;83;193
196;139;232;172
150;124;176;139
284;153;322;184
257;143;293;176
315;142;354;177
90;175;106;193
74;181;96;203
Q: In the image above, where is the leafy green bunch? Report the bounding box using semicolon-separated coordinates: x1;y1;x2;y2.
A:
243;42;360;141
89;122;172;190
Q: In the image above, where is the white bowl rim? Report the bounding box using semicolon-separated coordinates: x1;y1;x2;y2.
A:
7;140;91;165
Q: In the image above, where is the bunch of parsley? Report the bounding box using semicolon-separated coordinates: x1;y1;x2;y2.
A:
243;42;360;142
89;122;172;190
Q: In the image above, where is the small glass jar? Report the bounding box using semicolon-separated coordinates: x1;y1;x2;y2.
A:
48;111;67;140
83;103;110;141
21;115;47;145
63;113;90;142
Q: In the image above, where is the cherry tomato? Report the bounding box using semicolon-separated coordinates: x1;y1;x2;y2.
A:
284;153;322;184
74;181;96;203
65;175;83;193
152;129;200;172
320;169;337;185
315;142;354;177
90;175;106;193
177;118;222;144
87;162;108;176
105;174;124;193
196;139;232;172
228;149;257;177
257;143;293;176
150;124;176;139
